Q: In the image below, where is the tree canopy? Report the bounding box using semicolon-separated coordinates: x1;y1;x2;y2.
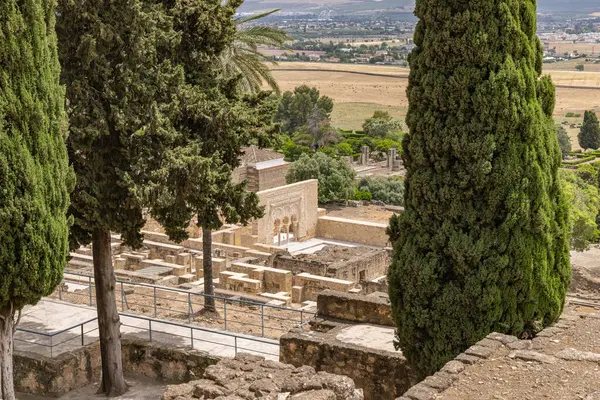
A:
276;85;334;135
362;111;403;138
388;0;570;378
0;0;73;397
579;110;600;151
286;152;355;203
556;124;571;159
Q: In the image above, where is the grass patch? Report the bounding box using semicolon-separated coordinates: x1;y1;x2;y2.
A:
332;103;407;131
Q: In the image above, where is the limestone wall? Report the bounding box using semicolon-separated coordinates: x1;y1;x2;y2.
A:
316;216;389;247
280;330;409;400
256;163;289;191
14;336;220;397
317;290;394;327
255;180;319;245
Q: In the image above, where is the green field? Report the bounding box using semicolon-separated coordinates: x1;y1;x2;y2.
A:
331;103;406;131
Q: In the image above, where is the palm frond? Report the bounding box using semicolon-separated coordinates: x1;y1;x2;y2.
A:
235;9;282;24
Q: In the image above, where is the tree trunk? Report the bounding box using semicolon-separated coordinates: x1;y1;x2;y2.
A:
0;306;16;400
92;228;128;396
203;227;216;312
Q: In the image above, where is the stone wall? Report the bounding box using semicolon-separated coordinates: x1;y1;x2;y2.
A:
13;336;220;397
316;216;389;247
254;180;319;245
256;163;289;191
280;330;409;400
317;290;394;327
273;246;390;282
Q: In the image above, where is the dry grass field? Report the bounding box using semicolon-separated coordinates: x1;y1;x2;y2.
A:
271;61;600;131
543;41;600;56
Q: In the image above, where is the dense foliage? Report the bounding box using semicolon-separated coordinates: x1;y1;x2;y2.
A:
579;110;600;151
356;176;404;205
556;124;572;159
388;0;571;378
560;169;600;251
286;152;355;203
362;111;403;138
0;0;73;397
276;85;334;135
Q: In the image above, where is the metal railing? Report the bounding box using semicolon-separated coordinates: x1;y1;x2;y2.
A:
52;272;315;340
15;312;279;360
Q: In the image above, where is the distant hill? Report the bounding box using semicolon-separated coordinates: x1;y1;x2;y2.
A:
239;0;600;15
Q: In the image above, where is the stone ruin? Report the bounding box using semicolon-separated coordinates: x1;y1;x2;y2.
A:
161;353;363;400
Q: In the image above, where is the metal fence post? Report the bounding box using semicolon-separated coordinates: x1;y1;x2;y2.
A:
223;301;227;331
88;276;92;306
149;320;152;342
234;336;237;356
188;293;191;323
121;282;125;311
261;305;265;338
190;328;194;349
300;310;303;325
153;287;157;317
58;281;62;301
50;335;53;358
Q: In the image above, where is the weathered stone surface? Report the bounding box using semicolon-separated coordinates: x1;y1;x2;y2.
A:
421;372;456;391
508;350;558;364
455;353;480;365
475;338;503;350
403;384;437;400
487;332;518;345
440;360;465;374
507;340;533;350
465;345;494;359
290;390;337;400
161;353;364;400
536;327;564;337
555;348;600;362
584;391;600;400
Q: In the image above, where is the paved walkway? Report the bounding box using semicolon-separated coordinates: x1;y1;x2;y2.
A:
15;299;279;361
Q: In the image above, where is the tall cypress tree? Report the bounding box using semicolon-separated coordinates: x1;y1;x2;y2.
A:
388;0;571;378
0;1;73;398
578;110;600;151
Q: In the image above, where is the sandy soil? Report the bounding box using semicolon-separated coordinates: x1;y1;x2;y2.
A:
441;305;600;400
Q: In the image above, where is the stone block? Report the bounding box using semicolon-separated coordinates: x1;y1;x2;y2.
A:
487;332;518;344
292;286;303;304
403;384;437;400
465;345;494;359
555;348;600;362
176;253;191;267
455;353;480;365
165;255;177;264
441;360;465;375
507;340;532;350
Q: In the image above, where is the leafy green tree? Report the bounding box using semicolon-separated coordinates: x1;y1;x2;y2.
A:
0;2;73;398
56;0;190;394
556;124;571;159
357;176;404;206
286;152;355;203
576;64;584;71
218;9;290;94
388;0;570;378
560;169;600;251
362;111;403;138
579;110;600;150
149;1;279;313
277;85;334;135
576;164;597;186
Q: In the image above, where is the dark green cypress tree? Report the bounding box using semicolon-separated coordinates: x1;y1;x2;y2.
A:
578;110;600;151
0;1;73;398
388;0;571;379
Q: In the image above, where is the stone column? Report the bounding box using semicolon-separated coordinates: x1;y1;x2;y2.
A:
360;146;370;166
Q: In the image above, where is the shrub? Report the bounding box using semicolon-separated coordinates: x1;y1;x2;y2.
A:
286;152;356;203
357;176;404;206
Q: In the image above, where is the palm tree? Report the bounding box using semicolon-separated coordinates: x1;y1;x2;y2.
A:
219;8;291;94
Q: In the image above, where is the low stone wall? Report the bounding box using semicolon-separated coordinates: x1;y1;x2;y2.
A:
14;336;220;397
280;329;409;400
317;216;389;247
317;290;394;327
